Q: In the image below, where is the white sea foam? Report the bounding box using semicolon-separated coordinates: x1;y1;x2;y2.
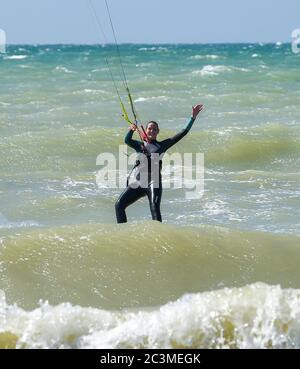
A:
0;220;40;229
190;54;220;60
134;96;169;102
5;55;27;60
192;65;229;76
54;66;76;74
1;283;300;349
138;47;169;52
73;89;108;96
203;199;228;216
17;65;32;69
192;65;249;76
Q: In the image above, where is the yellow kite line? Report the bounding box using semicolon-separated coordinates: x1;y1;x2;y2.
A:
88;0;143;134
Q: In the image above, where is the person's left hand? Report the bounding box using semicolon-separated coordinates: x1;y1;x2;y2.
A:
130;123;137;131
192;104;204;119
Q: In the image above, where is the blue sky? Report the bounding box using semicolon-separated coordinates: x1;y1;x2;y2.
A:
0;0;299;44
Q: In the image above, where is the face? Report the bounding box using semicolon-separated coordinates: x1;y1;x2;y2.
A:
146;123;159;141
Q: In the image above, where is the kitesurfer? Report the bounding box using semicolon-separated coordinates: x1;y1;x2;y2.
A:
115;104;204;223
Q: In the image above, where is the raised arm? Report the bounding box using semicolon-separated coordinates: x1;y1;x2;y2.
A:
161;104;204;151
125;124;143;152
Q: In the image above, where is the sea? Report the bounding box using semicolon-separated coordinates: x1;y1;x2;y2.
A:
0;43;300;348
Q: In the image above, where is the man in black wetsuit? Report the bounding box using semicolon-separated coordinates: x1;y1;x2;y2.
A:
115;104;204;223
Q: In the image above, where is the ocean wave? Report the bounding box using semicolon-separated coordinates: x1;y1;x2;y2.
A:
0;212;40;229
134;96;169;102
0;222;299;312
205;135;299;166
54;66;76;74
1;123;299;176
17;65;32;69
164;123;300;167
0;102;11;107
0;221;40;230
190;54;220;60
233;169;300;181
192;65;250;76
0;283;300;348
72;89;109;96
138;47;169;52
4;55;28;60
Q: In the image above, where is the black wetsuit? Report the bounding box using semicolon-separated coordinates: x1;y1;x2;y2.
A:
115;117;196;223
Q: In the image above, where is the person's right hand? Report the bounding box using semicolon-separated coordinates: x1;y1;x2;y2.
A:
130;124;137;131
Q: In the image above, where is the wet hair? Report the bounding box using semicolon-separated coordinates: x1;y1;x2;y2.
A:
146;121;160;131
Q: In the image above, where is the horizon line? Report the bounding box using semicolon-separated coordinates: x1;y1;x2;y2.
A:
5;41;289;46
